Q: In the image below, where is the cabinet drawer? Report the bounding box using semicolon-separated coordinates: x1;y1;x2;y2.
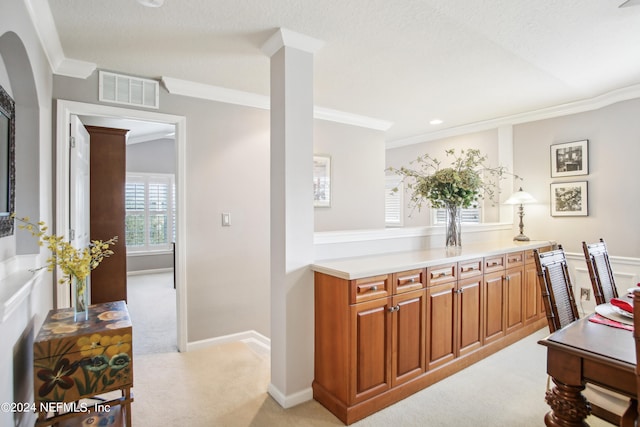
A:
484;254;506;273
350;275;390;303
393;269;426;294
506;251;524;268
427;263;457;286
524;249;536;265
458;258;483;279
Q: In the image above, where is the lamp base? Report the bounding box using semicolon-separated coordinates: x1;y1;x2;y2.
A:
513;234;530;242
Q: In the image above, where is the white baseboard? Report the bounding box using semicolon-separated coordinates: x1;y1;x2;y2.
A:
267;383;313;409
186;330;270;352
127;268;173;277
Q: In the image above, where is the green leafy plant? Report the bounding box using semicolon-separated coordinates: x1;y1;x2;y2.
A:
387;148;520;210
12;214;117;284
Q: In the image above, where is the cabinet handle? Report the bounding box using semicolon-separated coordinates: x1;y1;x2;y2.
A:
388;305;400;313
408;278;415;283
438;272;448;277
370;285;378;292
505;275;510;281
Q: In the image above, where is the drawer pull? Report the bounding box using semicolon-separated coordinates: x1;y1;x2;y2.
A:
408;278;415;283
370;285;378;292
438;272;448;277
461;266;476;272
489;261;499;266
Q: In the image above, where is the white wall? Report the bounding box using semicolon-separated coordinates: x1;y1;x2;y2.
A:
513;98;640;257
0;1;56;426
314;120;386;231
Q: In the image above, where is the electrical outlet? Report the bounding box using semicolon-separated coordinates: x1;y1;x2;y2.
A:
580;288;590;301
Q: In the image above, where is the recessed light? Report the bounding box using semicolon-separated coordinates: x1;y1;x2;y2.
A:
430;119;443;125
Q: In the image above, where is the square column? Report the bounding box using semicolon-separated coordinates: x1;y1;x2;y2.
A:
263;28;324;407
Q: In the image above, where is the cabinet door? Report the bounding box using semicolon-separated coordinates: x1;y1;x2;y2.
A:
391;289;426;386
350;297;392;404
505;266;524;334
458;276;483;357
484;271;505;344
427;282;456;369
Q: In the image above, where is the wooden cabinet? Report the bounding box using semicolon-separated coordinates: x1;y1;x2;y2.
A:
313;243;551;425
350;297;392;404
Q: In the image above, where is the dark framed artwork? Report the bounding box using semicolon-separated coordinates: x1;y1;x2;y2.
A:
550;181;588;216
550;139;588;178
0;83;15;237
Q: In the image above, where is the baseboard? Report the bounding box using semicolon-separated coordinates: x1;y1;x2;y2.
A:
127;268;173;277
186;330;270;352
268;382;313;409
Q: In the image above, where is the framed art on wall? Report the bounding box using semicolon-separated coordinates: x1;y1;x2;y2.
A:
550;181;588;216
550;139;588;178
313;155;331;207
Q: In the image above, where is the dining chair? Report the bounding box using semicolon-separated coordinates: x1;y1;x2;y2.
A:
534;246;630;425
582;238;619;305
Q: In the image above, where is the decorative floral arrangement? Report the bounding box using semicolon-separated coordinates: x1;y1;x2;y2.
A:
387;148;519;210
12;215;117;284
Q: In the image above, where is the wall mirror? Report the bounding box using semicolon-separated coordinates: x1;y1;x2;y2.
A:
0;83;15;237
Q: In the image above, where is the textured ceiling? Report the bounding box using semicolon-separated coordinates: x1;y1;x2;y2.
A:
47;0;640;141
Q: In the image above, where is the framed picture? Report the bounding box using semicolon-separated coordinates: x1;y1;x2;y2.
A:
313;155;331;207
550;139;588;177
550;181;588;216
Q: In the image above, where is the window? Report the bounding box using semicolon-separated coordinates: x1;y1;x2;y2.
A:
385;175;403;227
434;207;481;224
125;173;175;252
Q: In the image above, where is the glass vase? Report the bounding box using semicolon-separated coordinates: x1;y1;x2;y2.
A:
72;275;90;322
444;203;462;249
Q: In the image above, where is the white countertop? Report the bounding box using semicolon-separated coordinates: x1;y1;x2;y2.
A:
311;240;554;280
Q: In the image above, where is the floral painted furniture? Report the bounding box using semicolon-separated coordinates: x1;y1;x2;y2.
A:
34;300;133;426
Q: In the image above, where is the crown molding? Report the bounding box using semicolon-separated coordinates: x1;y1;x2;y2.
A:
387;83;640;149
25;0;96;78
162;76;392;131
261;28;325;57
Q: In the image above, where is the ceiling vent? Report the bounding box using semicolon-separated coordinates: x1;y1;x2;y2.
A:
99;71;159;109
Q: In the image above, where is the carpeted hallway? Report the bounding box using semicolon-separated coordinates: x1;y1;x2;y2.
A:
129;327;614;427
126;272;177;355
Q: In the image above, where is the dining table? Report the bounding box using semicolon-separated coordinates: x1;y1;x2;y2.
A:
538;312;636;426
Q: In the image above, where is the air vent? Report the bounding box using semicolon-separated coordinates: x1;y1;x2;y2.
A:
99;71;159;109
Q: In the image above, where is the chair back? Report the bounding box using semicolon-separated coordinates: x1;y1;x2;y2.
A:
534;246;580;333
582;239;618;305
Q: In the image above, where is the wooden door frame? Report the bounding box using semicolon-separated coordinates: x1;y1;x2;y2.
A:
56;99;188;352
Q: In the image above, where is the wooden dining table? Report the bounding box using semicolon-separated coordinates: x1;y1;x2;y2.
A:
538;314;636;426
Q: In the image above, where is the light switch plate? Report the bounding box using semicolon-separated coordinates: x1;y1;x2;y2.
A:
222;212;231;226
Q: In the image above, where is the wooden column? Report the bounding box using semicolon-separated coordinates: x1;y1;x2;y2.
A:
86;125;128;304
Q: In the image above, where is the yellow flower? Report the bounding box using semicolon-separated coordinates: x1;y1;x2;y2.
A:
12;215;117;285
105;334;131;357
77;333;108;357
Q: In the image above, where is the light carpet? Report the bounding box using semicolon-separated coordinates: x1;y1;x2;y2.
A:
130;328;614;427
126;272;177;355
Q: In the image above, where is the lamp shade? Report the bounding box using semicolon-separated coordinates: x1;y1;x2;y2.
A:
504;187;536;205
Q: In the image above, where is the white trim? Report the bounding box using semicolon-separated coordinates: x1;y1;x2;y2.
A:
186;329;270;352
24;0;96;78
314;223;512;245
267;383;313;409
56;100;188;352
126;267;173;276
126;250;173;257
161;76;393;131
261;28;325;57
387;83;640;149
314;106;393;131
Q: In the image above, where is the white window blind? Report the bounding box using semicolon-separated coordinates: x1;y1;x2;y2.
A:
434;207;481;224
385;176;403;227
125;173;175;252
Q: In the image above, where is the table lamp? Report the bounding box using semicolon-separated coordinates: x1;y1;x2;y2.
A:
504;187;536;241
